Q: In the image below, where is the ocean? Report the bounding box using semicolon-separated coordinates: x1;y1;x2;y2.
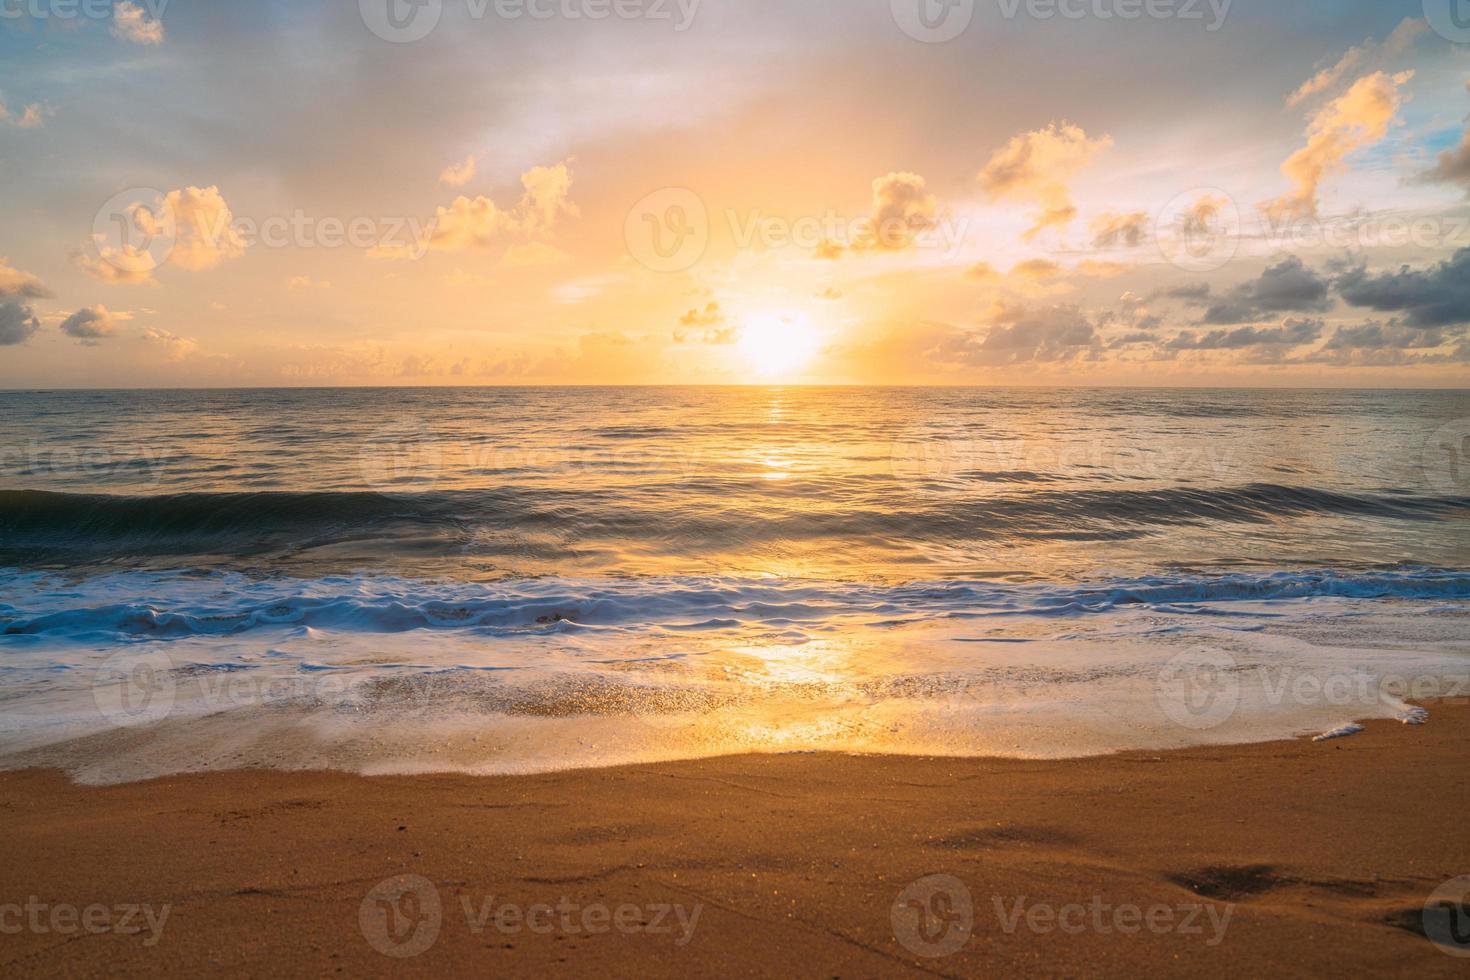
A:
1;386;1467;782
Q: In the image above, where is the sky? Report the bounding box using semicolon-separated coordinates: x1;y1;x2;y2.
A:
2;0;1470;387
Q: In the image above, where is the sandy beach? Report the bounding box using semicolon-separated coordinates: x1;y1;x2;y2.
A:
2;705;1467;977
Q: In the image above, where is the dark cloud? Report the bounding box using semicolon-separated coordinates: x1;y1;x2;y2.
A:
1155;281;1211;302
969;305;1099;364
1168;317;1323;350
0;301;40;346
1416;81;1470;194
1200;256;1331;324
1323;321;1448;350
59;306;118;344
1335;248;1470;327
1089;210;1148;248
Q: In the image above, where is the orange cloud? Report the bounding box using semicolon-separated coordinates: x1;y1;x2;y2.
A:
1265;70;1414;223
439;155;477;187
375;161;577;258
1089;210;1148;249
979;123;1112;240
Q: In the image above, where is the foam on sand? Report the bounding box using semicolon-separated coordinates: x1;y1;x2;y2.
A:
1;568;1467;783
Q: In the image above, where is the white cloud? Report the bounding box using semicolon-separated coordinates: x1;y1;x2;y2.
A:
439;155;477;187
112;1;165;45
0;93;46;129
81;186;247;283
142;326;199;361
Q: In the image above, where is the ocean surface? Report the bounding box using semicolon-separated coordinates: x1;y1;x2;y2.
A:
1;387;1467;782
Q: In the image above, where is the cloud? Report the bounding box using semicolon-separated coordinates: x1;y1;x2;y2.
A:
1155;281;1212;302
1168;317;1323;350
0;93;46;129
978;123;1112;240
1306;319;1469;365
1417;81;1470;196
0;258;51;299
416;195;517;252
440;155;477;187
815;172;939;257
1265;70;1414;222
674;301;737;344
82;187;247;282
1011;258;1062;280
142;327;199;361
964;262;1000;282
1089;210;1148;248
59;306;120;344
863;172;937;250
1200;255;1331;324
111;1;165;44
1324;320;1448;350
517;161;580;235
1287;17;1424;108
0;302;40;346
971;304;1100;364
379;160;577;257
156;186;248;270
77;247;160;286
287;276;331;290
1335;248;1470;327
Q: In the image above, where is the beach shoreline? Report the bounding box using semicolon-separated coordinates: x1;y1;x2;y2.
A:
2;704;1467;977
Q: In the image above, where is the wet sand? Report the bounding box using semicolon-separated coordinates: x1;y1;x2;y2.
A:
1;706;1468;977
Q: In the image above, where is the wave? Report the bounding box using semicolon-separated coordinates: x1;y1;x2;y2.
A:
1;485;1465;564
4;568;1468;641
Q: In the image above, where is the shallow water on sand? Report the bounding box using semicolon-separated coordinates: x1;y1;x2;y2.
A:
1;387;1467;780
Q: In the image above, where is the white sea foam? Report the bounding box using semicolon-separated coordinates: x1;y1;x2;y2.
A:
1312;723;1366;742
1;568;1467;783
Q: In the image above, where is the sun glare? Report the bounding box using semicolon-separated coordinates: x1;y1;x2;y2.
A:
737;312;820;379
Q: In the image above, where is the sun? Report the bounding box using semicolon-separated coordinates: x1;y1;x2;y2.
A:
737;312;820;379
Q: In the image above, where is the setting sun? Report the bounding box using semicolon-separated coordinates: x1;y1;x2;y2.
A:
737;312;821;379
